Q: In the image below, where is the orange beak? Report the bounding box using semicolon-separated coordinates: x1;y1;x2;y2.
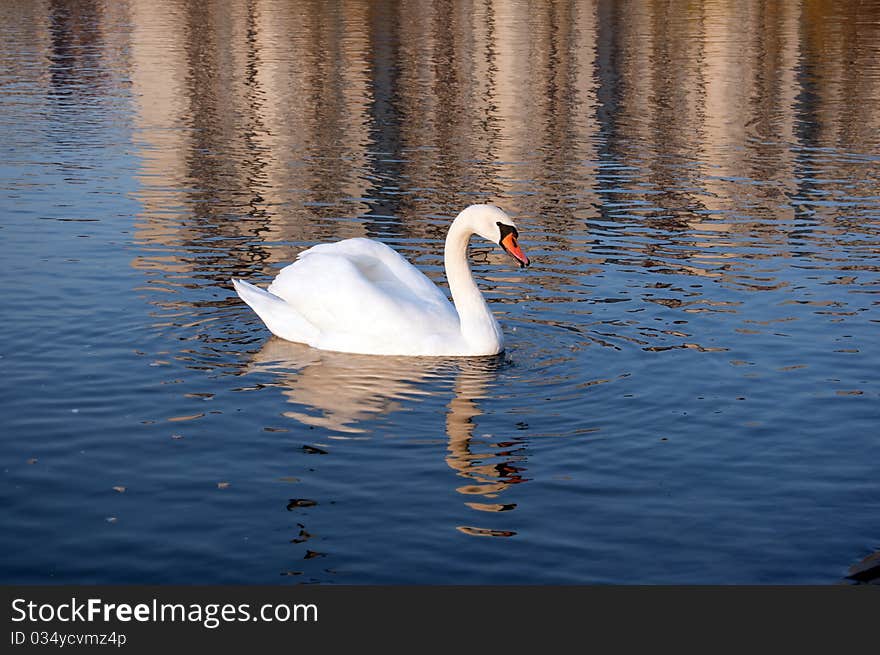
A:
500;232;530;268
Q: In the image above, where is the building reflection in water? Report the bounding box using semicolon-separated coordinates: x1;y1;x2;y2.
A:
105;0;878;300
7;0;877;255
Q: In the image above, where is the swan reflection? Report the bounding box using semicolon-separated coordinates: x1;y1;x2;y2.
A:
246;338;526;534
247;337;440;434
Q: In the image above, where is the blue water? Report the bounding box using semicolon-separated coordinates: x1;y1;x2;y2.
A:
1;0;878;584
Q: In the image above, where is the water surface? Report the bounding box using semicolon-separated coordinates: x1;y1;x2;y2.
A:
1;0;879;584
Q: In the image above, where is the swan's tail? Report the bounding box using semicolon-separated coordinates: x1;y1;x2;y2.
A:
231;279;320;345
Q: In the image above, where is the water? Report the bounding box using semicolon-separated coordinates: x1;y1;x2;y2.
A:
1;0;878;584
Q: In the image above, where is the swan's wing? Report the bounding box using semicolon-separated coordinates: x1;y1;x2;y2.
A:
266;239;459;348
232;279;321;345
295;238;452;311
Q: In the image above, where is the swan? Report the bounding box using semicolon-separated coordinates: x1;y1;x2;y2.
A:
231;203;529;357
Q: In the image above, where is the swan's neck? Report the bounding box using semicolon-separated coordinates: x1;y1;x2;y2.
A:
444;217;503;354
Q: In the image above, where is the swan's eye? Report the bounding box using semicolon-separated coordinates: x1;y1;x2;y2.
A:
496;221;518;243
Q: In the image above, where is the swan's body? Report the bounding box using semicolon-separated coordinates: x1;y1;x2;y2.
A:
232;204;529;357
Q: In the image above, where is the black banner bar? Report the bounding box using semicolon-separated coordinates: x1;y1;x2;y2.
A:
2;585;877;651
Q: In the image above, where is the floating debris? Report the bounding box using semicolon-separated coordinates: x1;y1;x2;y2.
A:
287;498;317;510
846;550;880;584
302;445;328;455
217;482;230;489
168;413;205;422
106;517;118;523
112;486;126;493
171;434;184;440
26;458;38;465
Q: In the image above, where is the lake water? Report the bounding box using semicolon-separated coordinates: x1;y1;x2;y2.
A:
1;0;878;584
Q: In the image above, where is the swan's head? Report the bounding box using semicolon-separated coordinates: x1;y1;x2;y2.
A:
462;204;530;268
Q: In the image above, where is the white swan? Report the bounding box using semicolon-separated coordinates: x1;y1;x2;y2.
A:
231;204;530;357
